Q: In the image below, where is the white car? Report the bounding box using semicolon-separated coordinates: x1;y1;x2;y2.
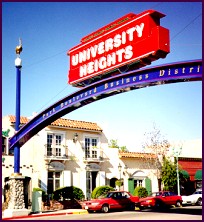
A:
182;190;202;206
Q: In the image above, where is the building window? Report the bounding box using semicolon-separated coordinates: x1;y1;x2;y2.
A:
47;134;63;157
47;134;53;156
2;136;6;154
134;179;143;188
85;137;98;159
47;171;61;194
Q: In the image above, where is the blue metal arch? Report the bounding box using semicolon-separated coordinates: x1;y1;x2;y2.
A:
9;60;202;150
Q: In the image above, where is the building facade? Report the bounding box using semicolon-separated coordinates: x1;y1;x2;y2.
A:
2;115;160;205
167;139;202;194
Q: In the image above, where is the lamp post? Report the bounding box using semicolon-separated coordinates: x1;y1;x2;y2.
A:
172;146;182;196
118;163;122;179
3;38;29;217
14;38;23;175
118;163;122;190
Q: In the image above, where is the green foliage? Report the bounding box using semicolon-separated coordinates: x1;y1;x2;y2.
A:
53;186;85;201
119;146;129;152
91;186;114;199
161;157;177;192
133;187;148;198
115;180;123;187
108;139;129;151
108;139;119;148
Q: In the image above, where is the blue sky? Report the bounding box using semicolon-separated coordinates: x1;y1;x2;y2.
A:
2;2;202;151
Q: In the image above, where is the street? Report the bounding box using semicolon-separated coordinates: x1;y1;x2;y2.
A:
12;206;202;220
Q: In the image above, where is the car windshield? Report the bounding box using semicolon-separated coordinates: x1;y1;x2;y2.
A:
105;192;114;198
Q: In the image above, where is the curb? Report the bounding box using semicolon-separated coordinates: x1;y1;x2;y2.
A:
2;210;88;220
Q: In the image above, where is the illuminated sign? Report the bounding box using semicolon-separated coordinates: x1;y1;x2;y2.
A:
68;10;170;87
9;60;202;150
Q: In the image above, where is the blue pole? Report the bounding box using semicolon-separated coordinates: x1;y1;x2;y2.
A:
14;57;22;174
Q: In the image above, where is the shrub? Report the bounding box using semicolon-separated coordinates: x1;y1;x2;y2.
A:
115;180;123;187
133;187;148;198
91;186;114;199
53;186;85;201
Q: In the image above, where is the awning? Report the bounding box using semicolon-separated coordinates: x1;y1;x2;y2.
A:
194;170;202;180
180;170;190;179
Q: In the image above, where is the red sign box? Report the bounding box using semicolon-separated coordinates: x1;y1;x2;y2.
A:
67;10;170;87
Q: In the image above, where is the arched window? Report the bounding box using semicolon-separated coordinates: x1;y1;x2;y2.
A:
132;170;147;188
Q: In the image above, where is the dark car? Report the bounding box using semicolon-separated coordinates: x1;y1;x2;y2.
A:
139;191;182;210
81;191;139;213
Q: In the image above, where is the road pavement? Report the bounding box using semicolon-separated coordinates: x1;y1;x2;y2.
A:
2;206;202;220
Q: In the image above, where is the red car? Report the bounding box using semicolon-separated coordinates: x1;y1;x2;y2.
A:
139;191;182;210
81;191;139;213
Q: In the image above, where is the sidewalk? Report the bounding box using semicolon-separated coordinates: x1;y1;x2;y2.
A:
2;209;88;220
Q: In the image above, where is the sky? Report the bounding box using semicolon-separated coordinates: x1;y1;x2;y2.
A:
2;2;202;151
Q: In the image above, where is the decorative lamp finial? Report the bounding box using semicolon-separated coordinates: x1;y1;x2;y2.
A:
15;38;23;56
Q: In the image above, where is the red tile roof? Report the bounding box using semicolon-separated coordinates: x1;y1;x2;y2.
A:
51;118;102;131
8;115;29;124
119;151;156;159
7;115;102;132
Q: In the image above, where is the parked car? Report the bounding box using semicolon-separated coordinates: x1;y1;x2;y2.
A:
139;191;182;210
182;190;202;206
81;191;139;213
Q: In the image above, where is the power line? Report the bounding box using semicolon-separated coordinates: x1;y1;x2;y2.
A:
33;11;202;114
24;50;67;69
36;85;69;113
170;13;202;41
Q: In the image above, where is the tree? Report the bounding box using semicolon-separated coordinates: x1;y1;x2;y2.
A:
161;157;177;192
119;146;128;152
108;139;129;152
161;156;190;194
142;123;170;190
108;139;119;148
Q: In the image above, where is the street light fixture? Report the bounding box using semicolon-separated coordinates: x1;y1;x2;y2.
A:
118;163;122;179
73;133;78;143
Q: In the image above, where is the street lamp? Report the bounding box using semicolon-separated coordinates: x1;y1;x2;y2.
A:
14;38;23;175
172;146;182;196
73;133;78;143
118;163;122;191
118;163;122;180
3;38;27;217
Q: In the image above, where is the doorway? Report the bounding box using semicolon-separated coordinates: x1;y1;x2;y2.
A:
110;178;117;189
86;171;98;199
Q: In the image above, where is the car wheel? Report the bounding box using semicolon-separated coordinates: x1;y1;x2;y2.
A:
153;200;165;211
128;203;135;211
154;200;161;209
139;206;144;211
176;200;182;207
197;198;202;206
101;204;109;213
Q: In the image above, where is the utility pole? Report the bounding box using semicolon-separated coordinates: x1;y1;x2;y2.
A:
172;146;182;196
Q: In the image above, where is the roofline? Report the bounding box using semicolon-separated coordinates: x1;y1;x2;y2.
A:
46;125;103;133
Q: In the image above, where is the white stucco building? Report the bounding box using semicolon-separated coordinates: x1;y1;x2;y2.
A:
2;115;159;206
